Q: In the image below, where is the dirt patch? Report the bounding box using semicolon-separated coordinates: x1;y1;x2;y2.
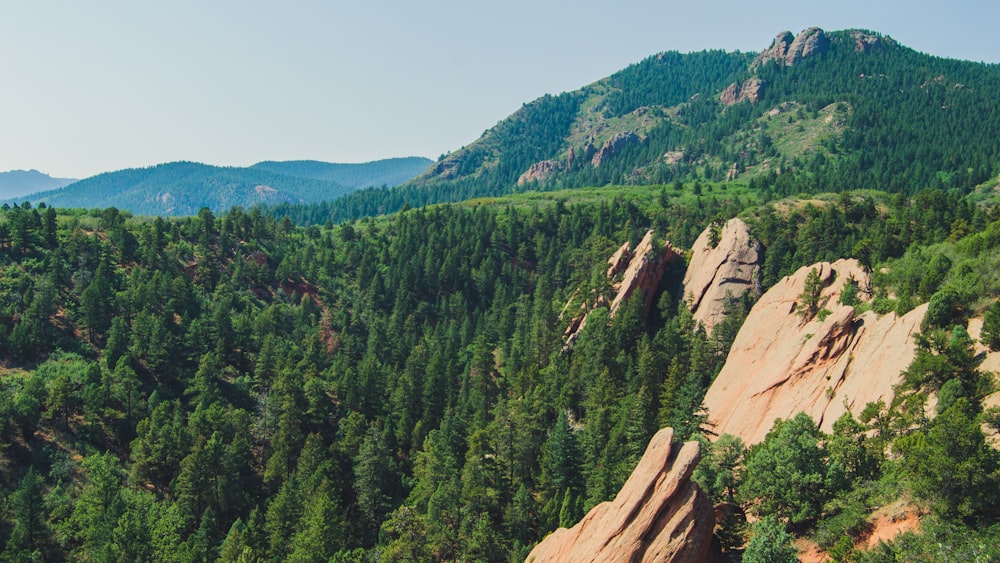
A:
861;500;921;548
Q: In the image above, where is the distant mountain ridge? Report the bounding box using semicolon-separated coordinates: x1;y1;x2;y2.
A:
10;157;432;216
0;169;76;199
251;157;432;189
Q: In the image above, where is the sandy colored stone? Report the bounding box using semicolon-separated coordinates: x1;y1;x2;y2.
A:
527;428;714;563
703;259;926;445
683;218;762;335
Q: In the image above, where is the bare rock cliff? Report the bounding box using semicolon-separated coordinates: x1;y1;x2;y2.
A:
703;259;926;445
754;27;829;68
592;131;639;168
720;77;764;105
527;428;714;563
518;160;561;185
683;218;762;334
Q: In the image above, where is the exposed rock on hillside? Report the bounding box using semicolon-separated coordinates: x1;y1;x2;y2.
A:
592;131;639;167
683;218;762;334
527;427;714;563
720;77;764;105
755;27;829;67
518;160;560;185
563;230;681;348
850;30;891;53
703;259;926;445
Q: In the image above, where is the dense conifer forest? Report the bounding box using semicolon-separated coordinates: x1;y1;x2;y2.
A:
3;26;1000;563
1;182;1000;560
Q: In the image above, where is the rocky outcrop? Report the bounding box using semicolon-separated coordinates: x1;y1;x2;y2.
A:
683;218;762;334
720;77;764;105
564;230;681;348
527;428;714;563
850;30;891;53
518;160;560;185
592;131;639;168
754;27;829;68
609;230;679;317
703;259;926;445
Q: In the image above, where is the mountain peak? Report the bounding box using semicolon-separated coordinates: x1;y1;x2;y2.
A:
754;27;830;67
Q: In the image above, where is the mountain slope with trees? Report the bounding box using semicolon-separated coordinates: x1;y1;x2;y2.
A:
269;27;1000;226
0;169;76;199
10;157;431;217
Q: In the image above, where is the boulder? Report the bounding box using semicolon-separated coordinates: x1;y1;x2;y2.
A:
683;218;762;334
703;259;926;445
526;428;714;563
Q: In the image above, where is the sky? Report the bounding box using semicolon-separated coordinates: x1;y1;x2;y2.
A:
2;0;999;179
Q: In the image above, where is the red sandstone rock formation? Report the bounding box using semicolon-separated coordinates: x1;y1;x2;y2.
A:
563;230;680;348
683;218;762;335
703;259;926;445
526;428;714;563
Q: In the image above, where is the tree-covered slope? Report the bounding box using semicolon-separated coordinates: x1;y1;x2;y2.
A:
0;169;76;199
276;28;1000;226
250;157;432;189
12;158;432;217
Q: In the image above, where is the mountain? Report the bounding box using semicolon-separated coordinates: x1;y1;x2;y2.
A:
275;27;1000;225
251;157;432;189
12;157;431;216
0;169;76;199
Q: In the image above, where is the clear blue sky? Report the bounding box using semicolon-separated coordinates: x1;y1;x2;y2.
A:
2;0;998;179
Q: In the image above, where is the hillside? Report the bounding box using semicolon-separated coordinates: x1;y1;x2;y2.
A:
0;169;76;199
271;27;1000;225
11;157;431;216
250;157;431;189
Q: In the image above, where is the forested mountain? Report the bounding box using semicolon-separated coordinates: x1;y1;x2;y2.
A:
250;157;432;190
0;169;76;199
268;27;1000;226
10;158;431;217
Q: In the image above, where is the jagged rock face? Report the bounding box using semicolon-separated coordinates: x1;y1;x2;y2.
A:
609;230;679;317
703;259;926;445
564;230;681;348
592;131;639;167
787;27;829;63
518;160;560;185
720;77;764;105
526;428;714;563
755;27;829;67
683;218;762;334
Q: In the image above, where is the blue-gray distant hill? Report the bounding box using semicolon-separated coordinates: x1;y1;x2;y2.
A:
0;169;76;199
14;157;432;216
251;157;432;190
